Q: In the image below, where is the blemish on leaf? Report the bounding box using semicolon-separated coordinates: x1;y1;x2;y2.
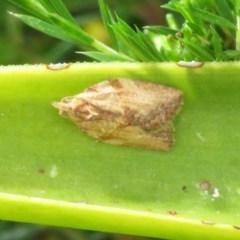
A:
182;185;187;192
46;63;70;70
177;61;204;68
211;187;220;200
233;225;240;230
199;180;211;191
113;199;120;204
38;168;45;174
168;210;178;215
52;79;184;151
49;164;58;178
201;220;216;225
196;132;206;142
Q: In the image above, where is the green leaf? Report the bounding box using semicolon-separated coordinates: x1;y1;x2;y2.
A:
211;27;223;60
8;0;51;22
9;13;91;45
8;0;118;57
1;62;240;240
181;39;215;61
112;18;163;61
98;0;119;50
7;0;240;61
144;26;178;36
190;7;236;31
219;50;240;60
184;22;205;36
44;0;76;23
214;0;234;23
77;51;134;62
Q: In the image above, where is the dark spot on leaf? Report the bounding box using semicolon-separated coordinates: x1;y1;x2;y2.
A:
38;168;45;174
182;185;187;192
168;210;177;215
233;225;240;230
199;180;211;191
113;199;120;204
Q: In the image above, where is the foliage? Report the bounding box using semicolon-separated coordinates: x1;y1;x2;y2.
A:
8;0;240;62
3;1;240;239
0;221;147;240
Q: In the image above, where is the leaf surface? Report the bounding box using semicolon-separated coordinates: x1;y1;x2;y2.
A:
0;62;240;239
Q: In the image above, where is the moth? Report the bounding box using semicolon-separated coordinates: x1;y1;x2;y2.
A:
52;79;183;151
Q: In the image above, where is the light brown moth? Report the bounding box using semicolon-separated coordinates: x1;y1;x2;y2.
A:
52;79;183;151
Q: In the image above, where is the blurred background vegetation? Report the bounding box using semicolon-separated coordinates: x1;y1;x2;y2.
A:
0;220;158;240
1;0;167;239
1;0;168;65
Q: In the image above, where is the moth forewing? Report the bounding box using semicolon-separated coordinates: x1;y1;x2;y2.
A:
52;79;183;151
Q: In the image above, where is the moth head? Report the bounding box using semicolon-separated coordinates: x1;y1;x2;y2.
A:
52;96;74;118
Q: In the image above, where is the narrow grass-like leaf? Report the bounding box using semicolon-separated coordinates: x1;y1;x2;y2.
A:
10;13;95;46
7;0;240;62
190;7;236;31
78;51;134;62
185;22;205;36
165;13;180;30
9;0;117;57
98;0;119;50
49;14;96;46
162;1;196;24
161;1;179;12
111;18;164;62
182;39;215;61
220;50;240;60
135;28;164;61
214;0;234;23
47;0;76;23
10;10;118;57
8;0;51;22
211;27;223;60
112;30;147;61
112;24;154;61
144;26;178;36
236;0;240;15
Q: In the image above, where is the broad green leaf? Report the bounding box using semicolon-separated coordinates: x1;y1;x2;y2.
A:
1;62;240;240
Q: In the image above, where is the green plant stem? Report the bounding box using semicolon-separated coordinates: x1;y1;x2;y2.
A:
236;16;240;50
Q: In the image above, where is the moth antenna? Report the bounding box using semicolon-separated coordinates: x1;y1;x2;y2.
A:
51;101;69;116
